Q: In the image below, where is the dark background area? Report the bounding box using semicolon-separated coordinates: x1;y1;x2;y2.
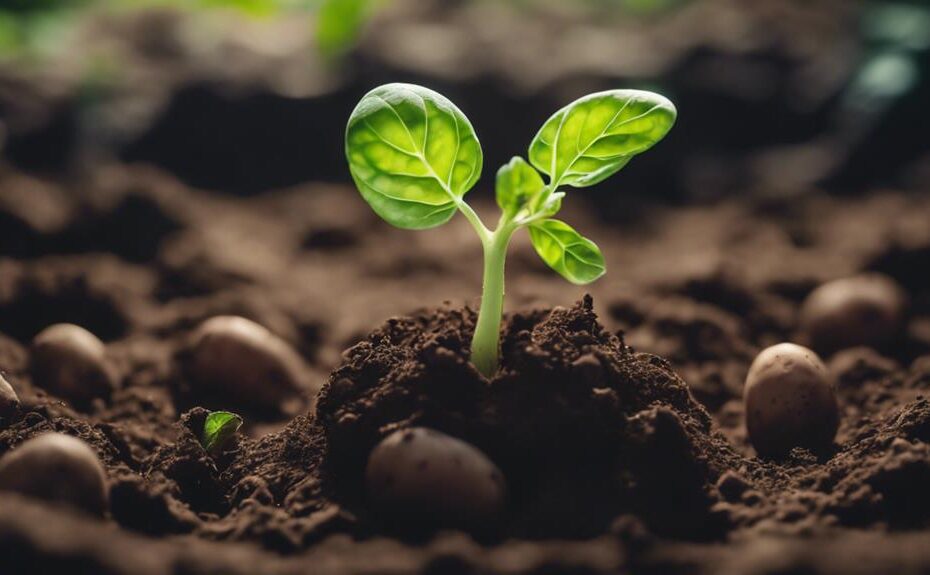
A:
1;0;928;213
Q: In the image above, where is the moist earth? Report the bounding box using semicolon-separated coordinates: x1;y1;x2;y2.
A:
3;163;930;572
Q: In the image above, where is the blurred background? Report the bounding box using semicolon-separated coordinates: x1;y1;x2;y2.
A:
0;0;928;212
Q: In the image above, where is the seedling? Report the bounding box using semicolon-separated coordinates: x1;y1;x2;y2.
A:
346;83;676;376
201;410;243;456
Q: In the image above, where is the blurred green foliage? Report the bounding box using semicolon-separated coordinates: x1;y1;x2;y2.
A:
863;1;930;51
316;0;378;59
0;0;383;60
846;2;929;113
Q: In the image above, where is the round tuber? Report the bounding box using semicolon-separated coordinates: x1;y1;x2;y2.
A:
744;343;838;457
365;427;506;530
184;316;308;409
799;273;907;355
30;324;116;405
0;433;109;516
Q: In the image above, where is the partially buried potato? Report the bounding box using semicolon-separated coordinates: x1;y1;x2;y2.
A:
744;343;838;457
366;427;506;530
799;273;907;355
0;373;19;419
184;316;309;409
0;433;109;516
30;323;116;405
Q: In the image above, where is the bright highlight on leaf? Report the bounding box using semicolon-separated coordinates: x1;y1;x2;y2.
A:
201;411;243;455
345;84;676;376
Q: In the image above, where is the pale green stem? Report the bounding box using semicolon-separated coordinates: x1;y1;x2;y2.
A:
470;222;517;378
455;199;492;243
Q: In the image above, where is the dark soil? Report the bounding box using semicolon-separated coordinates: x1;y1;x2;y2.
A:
3;160;930;572
2;1;930;570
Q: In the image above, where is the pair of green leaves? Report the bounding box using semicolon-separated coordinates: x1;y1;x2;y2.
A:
345;83;676;284
495;157;600;284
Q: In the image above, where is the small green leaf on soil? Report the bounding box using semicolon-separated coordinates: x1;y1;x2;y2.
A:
201;410;243;455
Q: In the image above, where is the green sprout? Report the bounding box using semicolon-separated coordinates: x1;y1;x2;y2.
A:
201;411;243;455
345;83;676;377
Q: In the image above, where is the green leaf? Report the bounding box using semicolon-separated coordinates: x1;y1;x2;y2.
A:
316;0;377;58
528;89;676;188
528;219;605;285
533;191;564;219
496;156;545;217
201;411;243;455
345;83;483;230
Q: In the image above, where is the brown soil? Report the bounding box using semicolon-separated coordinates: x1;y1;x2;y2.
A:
3;161;930;573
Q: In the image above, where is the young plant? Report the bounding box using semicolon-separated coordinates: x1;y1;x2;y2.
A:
345;83;676;377
201;410;243;456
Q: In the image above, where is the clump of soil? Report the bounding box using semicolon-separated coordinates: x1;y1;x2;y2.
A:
122;298;739;549
317;296;735;540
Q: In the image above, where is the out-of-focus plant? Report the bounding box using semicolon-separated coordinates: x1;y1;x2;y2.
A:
0;0;90;58
0;0;386;61
315;0;385;59
844;2;929;121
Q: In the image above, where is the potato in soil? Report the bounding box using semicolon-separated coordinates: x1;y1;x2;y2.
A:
0;433;109;516
744;342;838;457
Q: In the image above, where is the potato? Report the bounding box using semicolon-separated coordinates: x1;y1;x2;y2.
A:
799;273;907;355
0;433;109;516
365;427;506;529
744;343;838;457
30;324;116;405
0;373;19;419
184;316;308;409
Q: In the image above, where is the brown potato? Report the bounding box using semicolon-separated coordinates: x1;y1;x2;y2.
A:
0;373;19;419
0;433;109;516
365;427;506;529
184;316;308;409
30;324;116;405
744;343;838;457
799;273;907;355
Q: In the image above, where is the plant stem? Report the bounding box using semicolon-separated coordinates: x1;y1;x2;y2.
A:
456;199;491;243
470;223;516;378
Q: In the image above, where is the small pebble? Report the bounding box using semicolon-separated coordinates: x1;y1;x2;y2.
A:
799;273;907;354
0;433;109;516
30;324;115;405
744;343;838;457
365;427;506;530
